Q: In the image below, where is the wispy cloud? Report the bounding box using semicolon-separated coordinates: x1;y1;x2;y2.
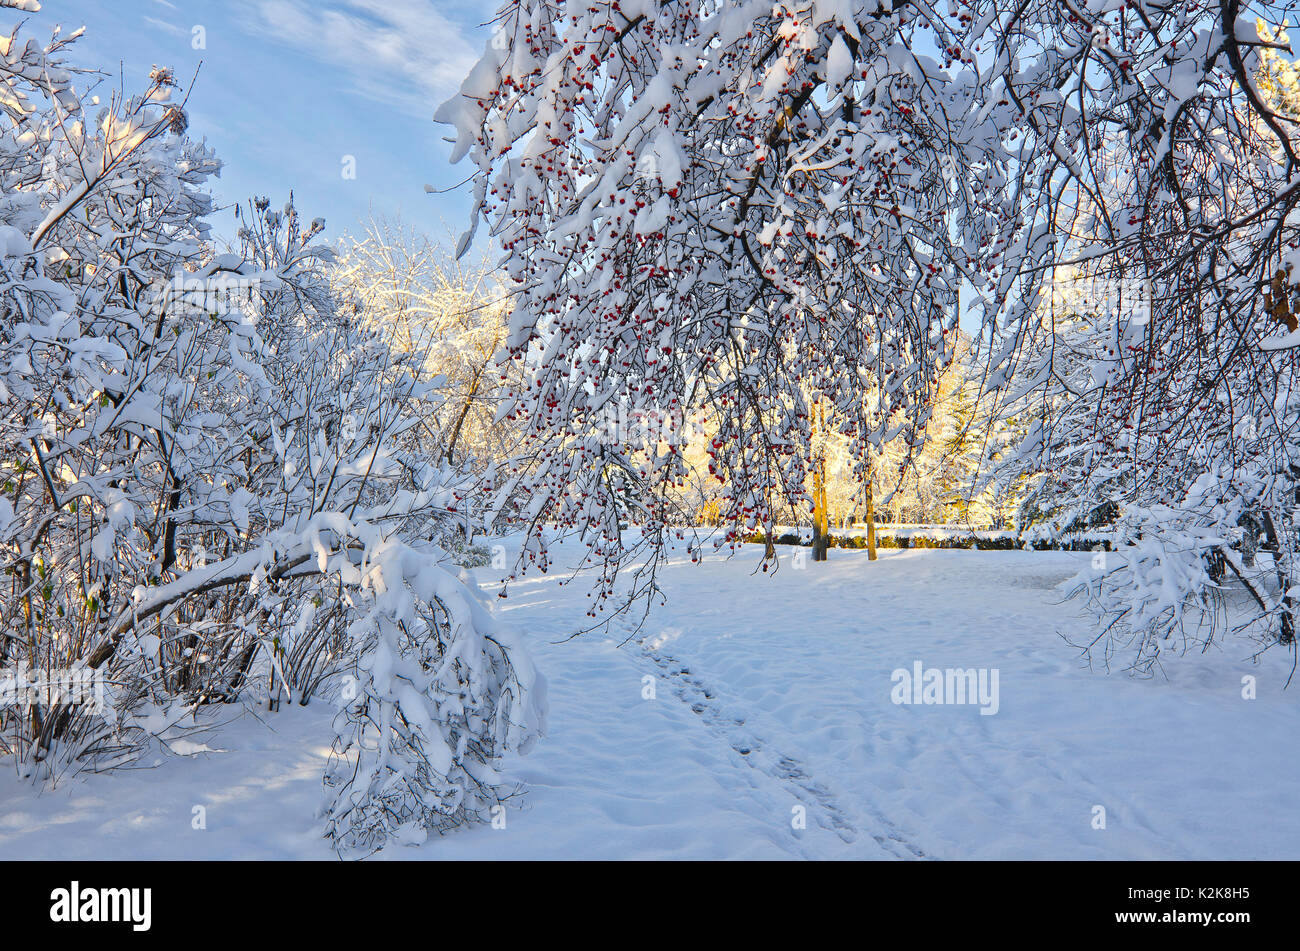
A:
233;0;482;117
143;15;185;38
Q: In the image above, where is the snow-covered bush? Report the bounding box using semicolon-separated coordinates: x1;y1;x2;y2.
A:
322;541;545;855
0;21;544;849
994;254;1300;668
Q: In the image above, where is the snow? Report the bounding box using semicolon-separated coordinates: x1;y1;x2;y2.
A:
3;537;1297;860
825;36;854;88
1259;327;1300;351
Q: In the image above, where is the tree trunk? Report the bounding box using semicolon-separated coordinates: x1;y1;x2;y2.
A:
865;464;878;561
812;401;829;561
442;338;496;467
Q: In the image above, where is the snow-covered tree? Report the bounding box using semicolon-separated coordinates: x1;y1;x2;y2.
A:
0;20;544;852
438;0;1300;673
332;219;520;474
436;0;1003;607
1256;19;1300;118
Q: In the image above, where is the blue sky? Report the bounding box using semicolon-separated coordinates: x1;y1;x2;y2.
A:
27;0;497;247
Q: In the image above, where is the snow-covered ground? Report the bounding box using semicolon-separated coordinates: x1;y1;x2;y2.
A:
2;538;1297;860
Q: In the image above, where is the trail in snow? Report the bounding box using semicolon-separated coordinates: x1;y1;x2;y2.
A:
636;634;926;858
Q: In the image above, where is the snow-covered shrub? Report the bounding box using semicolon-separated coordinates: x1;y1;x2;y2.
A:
993;261;1300;667
0;22;544;848
1064;508;1224;675
0;30;221;776
444;537;495;568
322;541;545;855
